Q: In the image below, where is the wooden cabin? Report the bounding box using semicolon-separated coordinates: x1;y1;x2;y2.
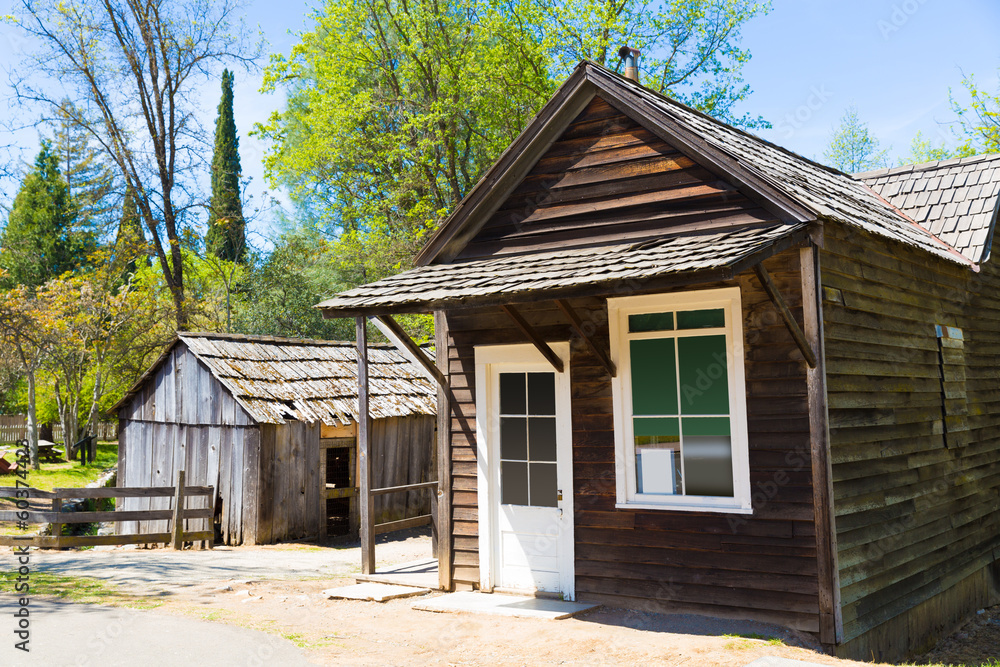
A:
113;332;437;545
316;61;1000;661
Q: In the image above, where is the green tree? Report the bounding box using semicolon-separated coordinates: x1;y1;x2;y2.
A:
206;69;247;263
949;70;1000;156
898;130;969;166
823;105;890;174
534;0;771;128
51;100;115;233
233;228;355;340
8;0;262;328
0;141;92;289
256;0;554;285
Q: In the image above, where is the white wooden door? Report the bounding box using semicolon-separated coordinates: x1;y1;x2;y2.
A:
475;343;574;600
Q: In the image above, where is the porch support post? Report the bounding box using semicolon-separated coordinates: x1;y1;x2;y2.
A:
555;299;617;377
372;315;448;389
434;311;454;591
500;305;565;373
753;263;818;368
356;316;375;575
801;246;843;646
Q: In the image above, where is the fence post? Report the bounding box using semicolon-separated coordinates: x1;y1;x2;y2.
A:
51;497;62;548
171;470;186;550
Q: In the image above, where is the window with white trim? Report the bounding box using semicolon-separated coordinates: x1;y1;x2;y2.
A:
609;287;751;513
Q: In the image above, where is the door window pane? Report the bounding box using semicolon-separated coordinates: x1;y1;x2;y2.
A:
678;335;729;415
527;372;556;415
501;461;529;505
528;417;557;461
630;338;678;416
499;371;560;507
500;417;527;460
529;462;558;507
500;373;526;414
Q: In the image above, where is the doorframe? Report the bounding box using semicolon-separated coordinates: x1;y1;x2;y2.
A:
474;342;575;600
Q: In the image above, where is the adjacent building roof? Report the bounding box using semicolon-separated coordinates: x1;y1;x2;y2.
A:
856;154;1000;263
115;332;437;426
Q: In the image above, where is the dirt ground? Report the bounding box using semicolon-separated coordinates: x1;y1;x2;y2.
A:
13;529;1000;666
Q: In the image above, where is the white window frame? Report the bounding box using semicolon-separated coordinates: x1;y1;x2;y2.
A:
609;287;752;513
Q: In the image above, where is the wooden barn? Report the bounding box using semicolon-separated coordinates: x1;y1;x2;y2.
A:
317;60;1000;661
113;332;437;545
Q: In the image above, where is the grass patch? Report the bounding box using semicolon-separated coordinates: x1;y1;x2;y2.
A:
3;441;117;491
721;633;786;650
0;571;159;610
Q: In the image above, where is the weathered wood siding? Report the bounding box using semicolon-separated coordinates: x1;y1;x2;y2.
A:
822;223;1000;660
117;344;257;544
371;416;437;524
443;249;824;632
256;422;320;544
455;96;778;261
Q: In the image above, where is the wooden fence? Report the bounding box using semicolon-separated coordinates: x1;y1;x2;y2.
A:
0;473;213;549
0;416;118;445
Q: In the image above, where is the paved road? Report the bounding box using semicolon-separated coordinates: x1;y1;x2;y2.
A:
0;598;315;667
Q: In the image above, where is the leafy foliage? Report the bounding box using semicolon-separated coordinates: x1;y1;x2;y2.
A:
207;69;247;263
949;70;1000;156
535;0;771;129
823;105;890;174
898;130;972;166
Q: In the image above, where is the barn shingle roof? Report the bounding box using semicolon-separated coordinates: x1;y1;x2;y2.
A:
116;332;436;426
855;154;1000;262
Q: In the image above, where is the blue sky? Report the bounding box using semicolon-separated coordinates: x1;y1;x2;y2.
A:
1;0;999;243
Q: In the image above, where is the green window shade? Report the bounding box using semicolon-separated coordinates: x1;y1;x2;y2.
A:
629;312;674;332
678;335;729;414
633;417;679;437
682;416;731;436
630;338;678;415
677;308;725;329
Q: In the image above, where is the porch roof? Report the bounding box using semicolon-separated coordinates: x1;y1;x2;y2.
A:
316;222;809;317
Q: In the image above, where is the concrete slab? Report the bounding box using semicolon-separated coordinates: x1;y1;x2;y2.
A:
413;591;599;620
355;557;441;590
743;658;831;667
323;582;430;602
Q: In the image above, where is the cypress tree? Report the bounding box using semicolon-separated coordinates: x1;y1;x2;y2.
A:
206;69;246;262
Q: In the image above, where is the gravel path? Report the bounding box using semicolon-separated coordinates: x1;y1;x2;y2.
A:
1;528;432;594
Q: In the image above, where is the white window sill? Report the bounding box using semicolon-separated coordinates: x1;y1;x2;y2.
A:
615;501;753;515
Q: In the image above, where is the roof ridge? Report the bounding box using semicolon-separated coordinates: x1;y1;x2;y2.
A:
854;152;1000;180
587;63;852;181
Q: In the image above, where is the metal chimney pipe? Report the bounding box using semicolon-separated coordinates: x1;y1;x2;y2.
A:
618;46;641;83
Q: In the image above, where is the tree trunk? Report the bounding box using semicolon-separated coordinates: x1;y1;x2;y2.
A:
26;371;39;470
85;367;102;436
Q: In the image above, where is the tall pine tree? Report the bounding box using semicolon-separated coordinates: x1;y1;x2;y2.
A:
0;141;92;288
52;100;115;233
206;69;246;262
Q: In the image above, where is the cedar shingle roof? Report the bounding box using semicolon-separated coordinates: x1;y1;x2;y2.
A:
316;222;809;313
855;154;1000;262
583;66;976;267
115;332;436;425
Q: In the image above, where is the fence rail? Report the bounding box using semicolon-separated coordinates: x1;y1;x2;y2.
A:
0;416;117;445
0;473;213;549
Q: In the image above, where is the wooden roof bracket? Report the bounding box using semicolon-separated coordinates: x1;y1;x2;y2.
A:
371;315;449;390
555;299;616;377
500;305;565;373
752;263;818;368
